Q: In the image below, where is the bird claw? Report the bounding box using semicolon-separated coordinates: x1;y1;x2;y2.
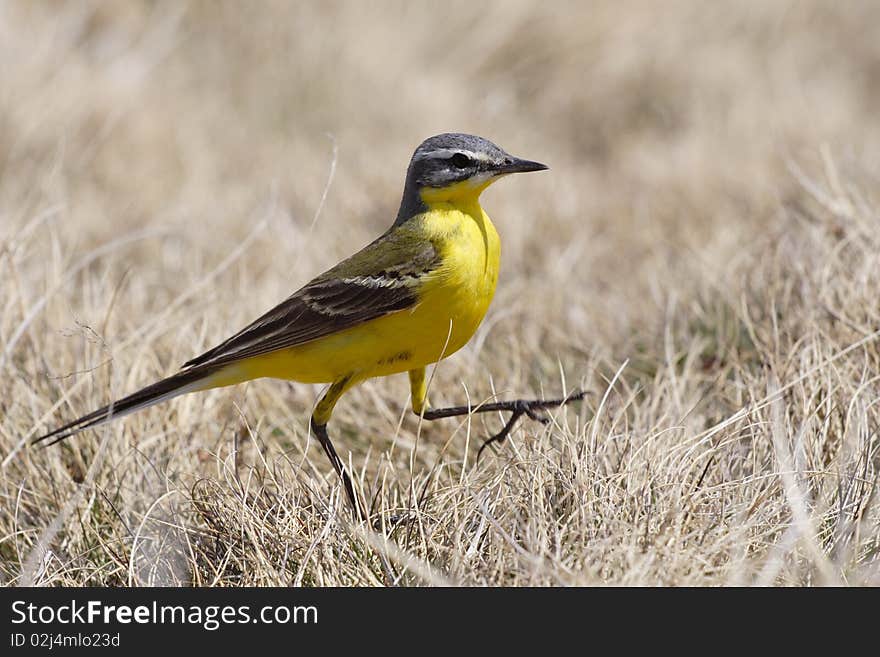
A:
475;389;587;464
526;408;550;424
476;430;506;464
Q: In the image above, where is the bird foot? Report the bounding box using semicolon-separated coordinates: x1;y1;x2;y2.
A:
475;390;587;463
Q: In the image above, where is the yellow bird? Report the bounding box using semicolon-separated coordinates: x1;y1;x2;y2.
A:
36;133;584;517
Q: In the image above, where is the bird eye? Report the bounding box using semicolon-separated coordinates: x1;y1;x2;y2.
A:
450;153;471;169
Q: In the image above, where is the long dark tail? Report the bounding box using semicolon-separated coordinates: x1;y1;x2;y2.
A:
33;364;220;446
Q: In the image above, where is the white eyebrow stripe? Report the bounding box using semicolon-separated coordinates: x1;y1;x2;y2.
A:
413;148;492;163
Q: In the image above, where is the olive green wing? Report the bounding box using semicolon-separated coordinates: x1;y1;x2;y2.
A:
182;228;440;369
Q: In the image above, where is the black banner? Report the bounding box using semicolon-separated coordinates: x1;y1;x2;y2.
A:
2;586;852;651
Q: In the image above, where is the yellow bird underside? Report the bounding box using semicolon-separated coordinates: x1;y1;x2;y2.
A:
206;193;500;389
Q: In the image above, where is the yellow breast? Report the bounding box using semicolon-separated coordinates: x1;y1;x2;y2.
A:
415;200;500;359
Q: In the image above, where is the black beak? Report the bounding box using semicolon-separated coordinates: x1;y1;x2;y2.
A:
497;157;549;174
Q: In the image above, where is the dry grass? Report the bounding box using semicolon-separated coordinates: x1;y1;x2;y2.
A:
2;0;880;586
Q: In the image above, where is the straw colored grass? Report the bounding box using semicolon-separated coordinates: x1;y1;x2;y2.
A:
1;0;879;585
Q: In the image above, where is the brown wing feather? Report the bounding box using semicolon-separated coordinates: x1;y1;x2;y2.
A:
183;229;439;369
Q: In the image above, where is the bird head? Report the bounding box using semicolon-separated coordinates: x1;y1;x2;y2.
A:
408;132;547;192
395;133;547;222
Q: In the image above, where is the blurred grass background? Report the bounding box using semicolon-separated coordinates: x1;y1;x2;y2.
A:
2;0;879;585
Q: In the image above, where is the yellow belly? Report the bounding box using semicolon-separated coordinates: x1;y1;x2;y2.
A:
212;202;500;386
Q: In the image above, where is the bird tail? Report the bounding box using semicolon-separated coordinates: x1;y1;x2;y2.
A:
33;364;221;446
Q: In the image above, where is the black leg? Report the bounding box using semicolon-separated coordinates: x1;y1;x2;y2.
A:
420;390;587;462
310;417;366;521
